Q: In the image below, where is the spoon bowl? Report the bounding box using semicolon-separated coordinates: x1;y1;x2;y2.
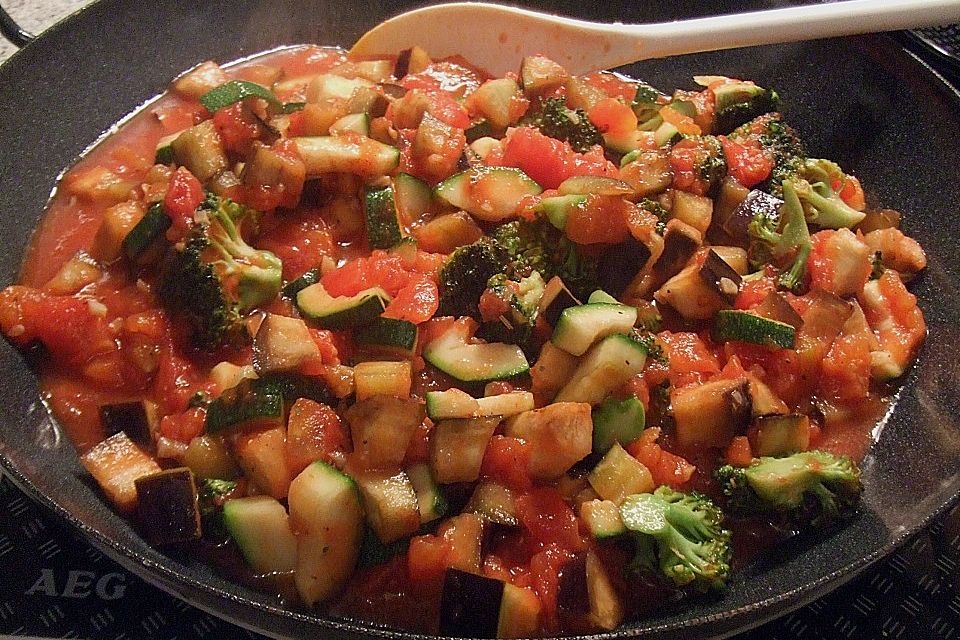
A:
351;0;960;75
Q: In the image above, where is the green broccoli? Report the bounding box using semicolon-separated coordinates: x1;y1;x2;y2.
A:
748;179;812;293
712;85;781;134
785;159;866;229
158;194;283;350
523;97;603;152
715;450;863;528
731;114;806;197
490;218;599;300
619;486;732;593
476;271;546;356
436;238;505;317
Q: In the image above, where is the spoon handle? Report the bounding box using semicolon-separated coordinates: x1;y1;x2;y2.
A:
627;0;960;61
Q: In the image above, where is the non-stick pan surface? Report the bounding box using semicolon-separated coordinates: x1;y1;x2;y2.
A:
2;1;960;638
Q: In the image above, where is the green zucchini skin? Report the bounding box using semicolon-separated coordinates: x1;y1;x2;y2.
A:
354;317;419;353
364;186;403;249
711;309;797;349
123;203;171;261
296;283;390;331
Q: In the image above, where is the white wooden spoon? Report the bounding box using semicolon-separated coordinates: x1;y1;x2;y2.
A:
351;0;960;75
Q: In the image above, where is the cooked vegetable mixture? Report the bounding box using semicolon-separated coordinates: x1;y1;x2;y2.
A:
0;44;928;636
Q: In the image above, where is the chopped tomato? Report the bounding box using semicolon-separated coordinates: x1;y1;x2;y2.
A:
383;274;439;323
398;60;483;98
407;534;453;583
529;544;574;633
492;126;616;190
587;98;638;137
152;98;203;133
256;208;334;281
321;250;412;297
581;71;637;102
627;427;696;488
735;276;777;310
563;195;632;245
720;136;772;188
835;175;866;210
658;331;722;388
159;407;206;443
213;103;260;152
724;435;754;467
163;167;203;241
659;105;701;136
820;331;872;403
669;137;720;196
404;418;433;465
481;436;533;490
515;487;584;552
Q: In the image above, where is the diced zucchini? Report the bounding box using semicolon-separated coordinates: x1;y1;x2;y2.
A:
154;131;180;164
430;417;500;483
293;135;400;177
592;395;646;454
552;303;638;357
80;432;162;514
588;443;654;504
354;317;419;355
305;73;374;102
357;526;410;570
90;201;147;264
465;481;518;527
345;396;424;469
520;55;569;95
530;341;580;402
392;172;433;224
329;112;371;136
183;434;239;480
281;267;322;300
353;360;412;400
364;185;403;249
123;203;171;262
754;413;811;456
554;334;648;405
223;496;298;573
171;120;228;182
412;211;484;253
233;426;293;499
422;321;529;383
205;377;285;434
504;403;592;480
467;78;524;129
425;388;534;421
537;194;587;231
199;79;281;112
288;461;364;605
712;309;797;349
672;378;752;449
435;166;542;222
355;469;421;543
580;499;627;539
296;282;390;330
407;463;446;524
43;250;101;295
252;313;320;375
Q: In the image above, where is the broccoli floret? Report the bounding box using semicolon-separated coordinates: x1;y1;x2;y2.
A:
731;114;806;197
712;86;781;134
784;159;866;229
437;239;505;317
158;194;283;350
620;486;732;592
476;271;546;357
715;450;863;528
747;179;812;293
523;97;603;152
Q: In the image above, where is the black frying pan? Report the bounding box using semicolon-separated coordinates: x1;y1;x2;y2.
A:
2;1;960;638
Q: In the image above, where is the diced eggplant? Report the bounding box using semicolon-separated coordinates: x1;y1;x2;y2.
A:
558;554;591;615
655;261;727;320
650;219;701;289
346;396;424;469
355;469;421;543
241;145;306;204
723;189;782;239
712;176;750;232
709;245;749;275
134;467;202;545
698;249;742;306
520;55;569;95
394;45;432;79
233;426;293;499
754;413;811;456
619;149;672;197
538;276;581;327
670;190;713;236
171;120;228;183
755;291;804;330
504;403;592;480
439;568;505;638
80;431;162;514
465;482;518;527
498;584;542;639
672;378;752;448
431;417;500;484
99;401;154;446
597;236;652;299
558;552;625;631
252;313;320;375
